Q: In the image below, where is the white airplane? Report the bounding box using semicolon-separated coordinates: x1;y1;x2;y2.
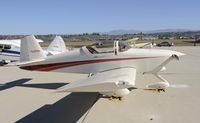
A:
95;38;154;50
0;36;67;65
0;39;43;63
122;37;157;48
97;38;155;49
18;35;185;100
45;36;68;56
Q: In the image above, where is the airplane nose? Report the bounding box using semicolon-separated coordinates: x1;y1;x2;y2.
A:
171;51;185;57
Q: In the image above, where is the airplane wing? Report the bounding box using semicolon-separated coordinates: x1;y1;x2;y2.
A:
135;42;153;48
146;54;179;74
122;38;139;44
120;38;155;48
36;39;44;43
57;67;136;92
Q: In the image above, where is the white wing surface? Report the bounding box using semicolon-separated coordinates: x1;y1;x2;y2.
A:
58;67;136;93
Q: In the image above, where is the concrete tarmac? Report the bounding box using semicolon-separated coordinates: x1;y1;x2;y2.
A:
0;46;200;123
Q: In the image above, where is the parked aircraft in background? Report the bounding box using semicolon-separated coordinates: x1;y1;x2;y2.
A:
0;36;67;65
18;35;185;100
0;39;43;65
45;36;68;56
96;38;156;49
122;37;156;48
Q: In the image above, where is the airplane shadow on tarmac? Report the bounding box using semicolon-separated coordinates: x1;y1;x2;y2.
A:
0;78;32;91
1;78;100;123
0;78;69;91
16;92;100;123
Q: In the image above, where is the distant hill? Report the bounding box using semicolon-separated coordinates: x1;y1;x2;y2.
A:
106;29;141;35
106;29;195;35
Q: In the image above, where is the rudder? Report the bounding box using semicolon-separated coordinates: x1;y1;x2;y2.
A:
20;35;46;62
46;36;67;55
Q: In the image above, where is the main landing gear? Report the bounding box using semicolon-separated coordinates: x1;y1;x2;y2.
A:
107;96;123;101
145;88;166;93
153;88;165;93
156;88;165;92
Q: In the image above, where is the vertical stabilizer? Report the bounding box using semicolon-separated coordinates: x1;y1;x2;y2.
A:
47;36;67;55
20;35;46;62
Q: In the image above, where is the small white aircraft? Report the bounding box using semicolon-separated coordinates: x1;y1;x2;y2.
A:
18;35;185;100
0;39;43;64
122;38;156;48
97;38;155;49
45;36;68;56
0;36;67;65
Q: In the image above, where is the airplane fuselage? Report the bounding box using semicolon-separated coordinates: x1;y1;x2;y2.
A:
0;43;20;62
20;47;182;74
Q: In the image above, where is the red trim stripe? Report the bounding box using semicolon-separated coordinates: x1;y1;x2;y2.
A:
20;57;157;71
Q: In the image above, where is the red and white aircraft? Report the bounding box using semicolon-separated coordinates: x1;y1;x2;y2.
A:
18;35;185;99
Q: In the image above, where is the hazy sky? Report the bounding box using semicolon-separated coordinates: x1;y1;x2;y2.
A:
0;0;200;34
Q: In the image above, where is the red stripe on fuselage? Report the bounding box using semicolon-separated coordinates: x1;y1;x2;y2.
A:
20;57;157;71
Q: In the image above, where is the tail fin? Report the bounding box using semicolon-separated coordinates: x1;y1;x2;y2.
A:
46;36;67;55
20;35;46;62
